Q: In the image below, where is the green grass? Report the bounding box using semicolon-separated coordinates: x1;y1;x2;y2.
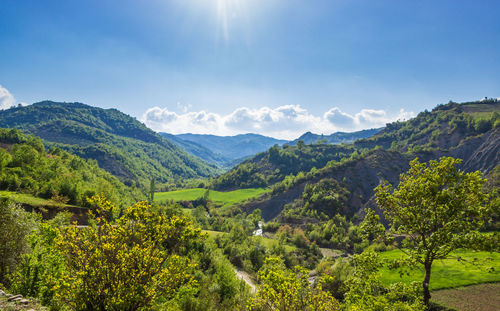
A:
257;236;296;252
0;190;75;209
202;229;227;238
379;249;500;290
155;188;270;206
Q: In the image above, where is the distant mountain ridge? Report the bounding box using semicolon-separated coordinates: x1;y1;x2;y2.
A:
289;128;382;145
163;129;381;167
0;101;219;186
159;133;232;168
175;133;288;162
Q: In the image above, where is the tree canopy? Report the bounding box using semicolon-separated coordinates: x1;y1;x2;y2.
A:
375;157;493;306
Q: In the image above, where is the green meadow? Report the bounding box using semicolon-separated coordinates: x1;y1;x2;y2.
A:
379;249;500;290
155;188;270;205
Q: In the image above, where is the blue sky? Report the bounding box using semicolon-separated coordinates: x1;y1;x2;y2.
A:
1;0;499;139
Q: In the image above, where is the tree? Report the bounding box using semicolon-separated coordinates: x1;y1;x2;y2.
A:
150;177;155;203
248;257;339;311
375;157;492;307
0;199;37;286
54;195;202;310
344;252;424;311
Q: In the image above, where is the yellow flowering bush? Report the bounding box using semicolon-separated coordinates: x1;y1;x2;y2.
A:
54;195;201;311
248;257;339;311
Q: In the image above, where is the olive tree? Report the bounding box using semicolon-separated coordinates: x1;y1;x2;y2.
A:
375;157;492;307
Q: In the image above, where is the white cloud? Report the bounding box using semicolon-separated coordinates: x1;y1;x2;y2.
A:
0;85;16;110
143;105;414;140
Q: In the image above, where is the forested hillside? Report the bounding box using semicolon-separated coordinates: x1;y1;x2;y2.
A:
223;100;500;221
0;101;219;186
210;143;357;190
0;127;143;208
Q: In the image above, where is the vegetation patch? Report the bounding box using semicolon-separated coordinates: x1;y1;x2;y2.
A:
379;249;500;290
0;190;75;209
155;188;270;205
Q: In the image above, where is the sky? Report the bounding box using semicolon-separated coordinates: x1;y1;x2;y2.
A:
1;0;499;139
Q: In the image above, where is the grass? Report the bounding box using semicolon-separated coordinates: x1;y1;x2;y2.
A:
0;190;75;209
379;249;500;291
155;188;270;206
257;236;296;252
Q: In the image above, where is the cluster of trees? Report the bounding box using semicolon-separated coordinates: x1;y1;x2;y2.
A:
0;128;143;207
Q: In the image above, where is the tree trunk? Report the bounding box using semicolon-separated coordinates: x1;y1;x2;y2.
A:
423;261;432;308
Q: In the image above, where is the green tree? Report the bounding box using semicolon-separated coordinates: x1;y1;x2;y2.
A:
344;252;424;311
150;177;156;203
0;199;37;286
54;195;202;310
248;257;339;311
375;157;492;307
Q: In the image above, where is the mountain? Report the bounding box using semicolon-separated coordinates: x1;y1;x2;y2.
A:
0;101;219;186
289;128;382;145
175;133;288;162
220;99;500;221
159;133;232;168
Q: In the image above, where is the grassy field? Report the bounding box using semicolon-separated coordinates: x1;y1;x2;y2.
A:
155;188;270;206
432;283;500;311
0;190;75;209
379;249;500;290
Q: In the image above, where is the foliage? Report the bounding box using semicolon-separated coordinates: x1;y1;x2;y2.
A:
302;179;350;217
0;127;143;207
10;212;70;306
344;252;424;311
0;199;38;287
248;257;339;311
54;196;202;311
375;157;493;306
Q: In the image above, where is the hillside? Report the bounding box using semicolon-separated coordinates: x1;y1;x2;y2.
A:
0;101;219;186
230;100;500;221
0;127;143;210
288;128;381;145
210;143;357;191
176;133;287;162
159;133;232;167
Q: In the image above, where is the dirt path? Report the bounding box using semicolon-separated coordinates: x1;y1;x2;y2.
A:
431;283;500;311
235;269;257;293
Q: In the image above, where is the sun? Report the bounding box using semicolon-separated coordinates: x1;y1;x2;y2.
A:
216;0;247;42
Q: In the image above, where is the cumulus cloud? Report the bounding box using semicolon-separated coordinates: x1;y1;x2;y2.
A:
143;105;414;140
0;85;16;110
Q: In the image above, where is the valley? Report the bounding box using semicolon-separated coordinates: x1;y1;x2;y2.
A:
0;99;498;311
